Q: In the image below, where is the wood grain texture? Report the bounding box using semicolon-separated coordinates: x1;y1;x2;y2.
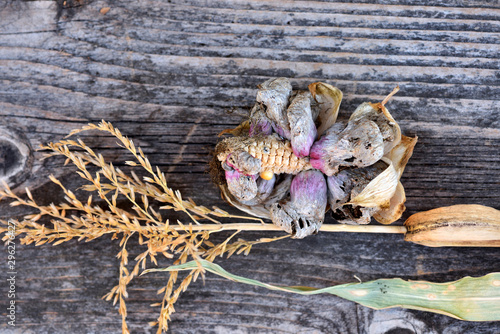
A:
0;0;499;333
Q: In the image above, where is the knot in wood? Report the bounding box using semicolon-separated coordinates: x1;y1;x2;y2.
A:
0;126;33;188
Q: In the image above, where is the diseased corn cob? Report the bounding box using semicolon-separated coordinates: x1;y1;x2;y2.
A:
216;134;312;175
213;78;416;239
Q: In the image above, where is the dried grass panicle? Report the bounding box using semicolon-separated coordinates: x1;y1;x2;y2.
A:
0;120;283;333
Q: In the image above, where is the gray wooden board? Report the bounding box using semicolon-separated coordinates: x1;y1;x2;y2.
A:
0;0;499;333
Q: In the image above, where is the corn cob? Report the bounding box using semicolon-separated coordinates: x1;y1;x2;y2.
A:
216;134;312;175
214;78;415;239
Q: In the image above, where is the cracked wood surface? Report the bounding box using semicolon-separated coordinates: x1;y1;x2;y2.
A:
0;0;499;333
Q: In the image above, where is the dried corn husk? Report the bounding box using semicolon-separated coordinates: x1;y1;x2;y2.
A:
386;135;419;178
347;158;398;208
332;134;417;225
287;91;317;158
310;118;385;175
349;102;402;154
220;174;293;219
404;204;500;247
270;170;327;238
372;182;406;225
372;135;418;224
328;161;388;225
256;77;293;139
308;82;343;137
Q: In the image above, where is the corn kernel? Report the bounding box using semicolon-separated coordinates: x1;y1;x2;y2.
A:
260;170;274;180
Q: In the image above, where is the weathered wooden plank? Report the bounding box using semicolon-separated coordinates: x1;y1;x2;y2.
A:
59;20;500;59
1;80;498;132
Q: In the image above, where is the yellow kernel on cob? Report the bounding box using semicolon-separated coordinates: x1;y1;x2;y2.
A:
271;139;279;150
282;156;289;167
275;155;282;166
248;146;257;157
260;170;274;180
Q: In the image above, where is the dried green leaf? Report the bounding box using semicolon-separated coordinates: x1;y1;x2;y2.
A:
150;260;500;322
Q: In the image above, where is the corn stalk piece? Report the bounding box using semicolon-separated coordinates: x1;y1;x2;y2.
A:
147;259;500;322
405;204;500;247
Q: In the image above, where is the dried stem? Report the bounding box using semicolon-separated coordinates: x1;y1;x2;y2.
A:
165;222;407;234
381;85;400;106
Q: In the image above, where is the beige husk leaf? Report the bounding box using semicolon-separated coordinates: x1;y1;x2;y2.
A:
373;182;406;225
347;157;399;208
386;135;419;178
308;82;343;137
372;135;419;224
